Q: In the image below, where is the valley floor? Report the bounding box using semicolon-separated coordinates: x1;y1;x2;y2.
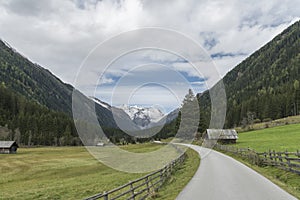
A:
0;143;199;200
0;145;154;199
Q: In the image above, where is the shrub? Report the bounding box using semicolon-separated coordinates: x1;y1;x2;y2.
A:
263;118;272;122
253;119;261;124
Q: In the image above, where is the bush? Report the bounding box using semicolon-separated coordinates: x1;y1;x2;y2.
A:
263;118;272;122
253;119;261;124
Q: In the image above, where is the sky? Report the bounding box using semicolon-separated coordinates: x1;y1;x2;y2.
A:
0;0;299;112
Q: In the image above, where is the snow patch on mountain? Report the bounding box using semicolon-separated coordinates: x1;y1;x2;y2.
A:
119;105;165;128
90;97;168;129
90;97;110;109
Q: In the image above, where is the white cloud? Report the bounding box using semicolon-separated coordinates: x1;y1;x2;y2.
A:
95;84;188;113
0;0;299;109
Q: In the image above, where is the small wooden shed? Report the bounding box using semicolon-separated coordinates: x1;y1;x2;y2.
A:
204;129;238;144
96;142;105;147
0;141;19;154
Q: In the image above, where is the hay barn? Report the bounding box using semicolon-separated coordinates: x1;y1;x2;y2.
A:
204;129;238;144
0;141;19;154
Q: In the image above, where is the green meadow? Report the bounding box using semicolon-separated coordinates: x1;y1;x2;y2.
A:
234;123;300;152
0;143;199;200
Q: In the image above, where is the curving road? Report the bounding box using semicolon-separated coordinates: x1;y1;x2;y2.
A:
176;144;297;200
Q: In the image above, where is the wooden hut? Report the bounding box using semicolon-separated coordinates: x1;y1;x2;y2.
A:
0;141;19;154
96;142;105;147
204;129;238;144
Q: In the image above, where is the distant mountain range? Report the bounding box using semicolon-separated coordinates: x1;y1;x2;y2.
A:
91;97;178;130
119;104;165;128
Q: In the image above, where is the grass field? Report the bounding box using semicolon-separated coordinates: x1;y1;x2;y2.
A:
0;147;144;199
0;143;199;200
234;123;300;152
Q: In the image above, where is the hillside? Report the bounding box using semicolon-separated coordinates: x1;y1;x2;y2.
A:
198;20;300;131
0;40;74;114
0;84;79;145
0;40;134;130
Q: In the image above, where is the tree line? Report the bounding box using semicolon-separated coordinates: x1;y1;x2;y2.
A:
0;83;80;146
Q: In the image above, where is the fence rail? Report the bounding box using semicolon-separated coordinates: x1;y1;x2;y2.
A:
214;144;300;175
85;152;186;200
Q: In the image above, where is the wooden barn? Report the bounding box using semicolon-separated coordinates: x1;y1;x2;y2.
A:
204;129;238;144
0;141;19;154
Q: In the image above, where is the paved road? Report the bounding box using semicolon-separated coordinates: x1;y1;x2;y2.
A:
176;144;297;200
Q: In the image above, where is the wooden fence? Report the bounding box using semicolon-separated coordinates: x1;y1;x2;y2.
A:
85;153;186;200
214;144;300;175
258;150;300;175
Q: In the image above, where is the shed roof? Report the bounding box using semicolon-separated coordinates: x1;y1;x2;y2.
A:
0;141;18;148
206;129;238;140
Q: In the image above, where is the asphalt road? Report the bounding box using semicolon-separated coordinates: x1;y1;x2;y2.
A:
176;144;297;200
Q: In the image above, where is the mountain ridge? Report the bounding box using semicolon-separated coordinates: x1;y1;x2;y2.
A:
119;104;165;128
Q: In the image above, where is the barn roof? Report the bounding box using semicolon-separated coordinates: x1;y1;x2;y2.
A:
206;129;238;140
0;141;18;148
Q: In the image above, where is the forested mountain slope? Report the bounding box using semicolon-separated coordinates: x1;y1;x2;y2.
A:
0;84;79;145
0;40;74;114
0;40;130;129
198;20;300;130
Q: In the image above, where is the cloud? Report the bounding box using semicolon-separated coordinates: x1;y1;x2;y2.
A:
2;0;54;17
95;84;189;113
211;52;248;59
0;0;299;110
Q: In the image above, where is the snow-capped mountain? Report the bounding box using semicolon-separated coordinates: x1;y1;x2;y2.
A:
90;97;141;131
90;97;175;130
119;105;165;128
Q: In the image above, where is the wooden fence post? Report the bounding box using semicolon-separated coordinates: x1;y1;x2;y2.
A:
285;150;291;171
145;176;150;194
278;152;283;166
159;169;163;187
103;191;108;200
269;150;272;164
129;181;135;200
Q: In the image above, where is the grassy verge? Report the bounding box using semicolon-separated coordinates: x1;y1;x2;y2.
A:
219;151;300;199
151;148;200;200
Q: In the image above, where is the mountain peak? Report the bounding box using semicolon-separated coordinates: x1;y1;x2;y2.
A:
119;104;165;128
